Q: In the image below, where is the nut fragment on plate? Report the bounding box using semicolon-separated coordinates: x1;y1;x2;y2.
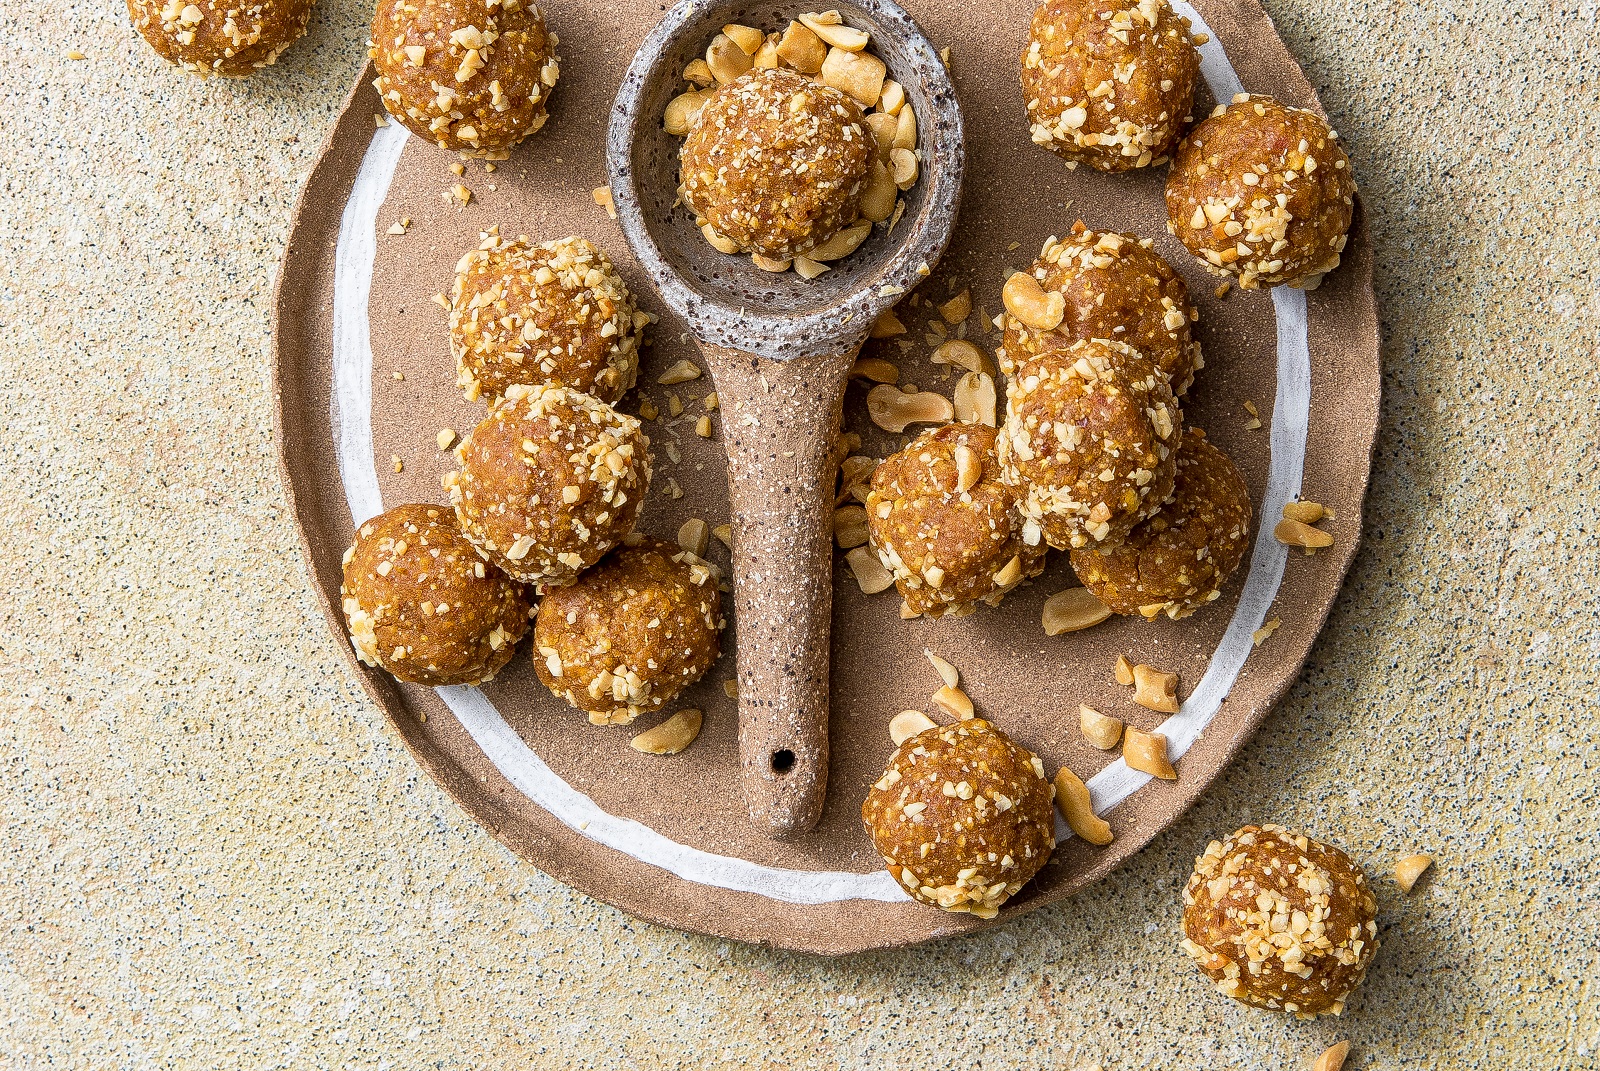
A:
849;357;900;383
1276;517;1334;551
1181;824;1379;1016
629;708;704;754
862;719;1057;918
924;649;959;688
1078;704;1123;749
1042;587;1112;634
1123;727;1175;779
832;504;869;548
677;517;710;557
939;289;972;324
1394;853;1433;892
889;708;936;745
866;384;954;432
1282;499;1328;524
1054;767;1113;845
952;371;997;427
870;308;908;338
931;684;975;720
1114;653;1135;686
932;339;990;374
1131;663;1180;712
669;12;924;275
845;545;895;594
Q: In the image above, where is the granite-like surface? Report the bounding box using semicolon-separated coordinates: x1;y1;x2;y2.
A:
2;0;1595;1067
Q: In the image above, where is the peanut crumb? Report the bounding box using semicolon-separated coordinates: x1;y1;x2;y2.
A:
1251;617;1281;646
436;428;457;451
391;455;404;473
67;49;87;60
592;186;618;220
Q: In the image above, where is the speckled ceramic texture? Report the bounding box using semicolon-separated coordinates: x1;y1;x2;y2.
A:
604;0;965;835
3;0;1596;1063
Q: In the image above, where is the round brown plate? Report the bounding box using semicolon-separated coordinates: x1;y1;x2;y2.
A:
272;0;1378;954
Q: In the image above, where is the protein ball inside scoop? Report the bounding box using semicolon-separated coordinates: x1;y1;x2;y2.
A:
680;67;875;260
371;0;561;159
340;503;530;686
998;338;1182;550
862;719;1056;919
451;234;646;404
1165;94;1356;289
127;0;313;77
1071;428;1252;619
866;424;1046;619
533;537;725;725
1182;824;1379;1017
998;224;1204;395
1021;0;1198;171
448;384;650;588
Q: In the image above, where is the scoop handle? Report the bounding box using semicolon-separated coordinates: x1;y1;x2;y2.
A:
701;340;861;839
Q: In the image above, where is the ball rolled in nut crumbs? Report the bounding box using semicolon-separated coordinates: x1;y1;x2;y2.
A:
862;719;1056;918
371;0;560;159
866;424;1046;619
340;503;529;685
1181;824;1379;1016
998;338;1182;551
1021;0;1198;171
451;234;647;404
680;67;875;259
1071;428;1251;619
533;537;725;725
1165;94;1356;289
448;384;650;588
127;0;313;77
998;224;1204;394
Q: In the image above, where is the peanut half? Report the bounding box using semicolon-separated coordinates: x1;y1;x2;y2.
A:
1043;588;1112;635
923;649;959;688
846;545;894;594
1079;704;1124;750
1123;728;1176;780
952;371;997;426
1281;500;1326;524
931;338;990;374
867;384;953;432
1395;853;1433;892
889;708;936;745
1275;517;1333;550
1132;664;1180;713
849;357;900;383
1055;767;1113;845
630;709;704;754
1002;271;1066;331
1312;1041;1350;1071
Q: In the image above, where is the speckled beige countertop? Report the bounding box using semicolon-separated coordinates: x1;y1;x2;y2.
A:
2;0;1596;1067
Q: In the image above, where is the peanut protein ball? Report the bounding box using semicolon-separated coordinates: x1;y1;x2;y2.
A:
340;503;529;685
1166;93;1356;289
450;233;647;404
533;537;725;725
679;67;875;260
371;0;560;159
447;384;650;588
1021;0;1198;171
998;225;1204;394
127;0;313;76
863;719;1056;918
866;424;1046;619
1071;428;1252;619
999;338;1182;550
1181;824;1380;1016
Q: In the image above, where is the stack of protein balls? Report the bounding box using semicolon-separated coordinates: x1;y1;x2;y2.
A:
333;0;726;727
857;0;1360;969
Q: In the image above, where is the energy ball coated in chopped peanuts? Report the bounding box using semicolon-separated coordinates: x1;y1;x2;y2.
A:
1021;0;1199;171
1182;824;1379;1016
1165;94;1356;289
451;234;644;404
127;0;313;77
998;338;1182;551
862;719;1056;919
1071;428;1252;618
449;384;650;588
866;424;1046;619
533;537;725;725
371;0;560;159
999;224;1204;394
680;67;875;259
340;504;530;686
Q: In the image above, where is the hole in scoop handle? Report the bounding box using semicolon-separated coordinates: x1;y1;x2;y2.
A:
701;340;862;839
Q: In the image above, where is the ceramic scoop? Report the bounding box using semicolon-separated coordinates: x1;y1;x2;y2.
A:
606;0;964;838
